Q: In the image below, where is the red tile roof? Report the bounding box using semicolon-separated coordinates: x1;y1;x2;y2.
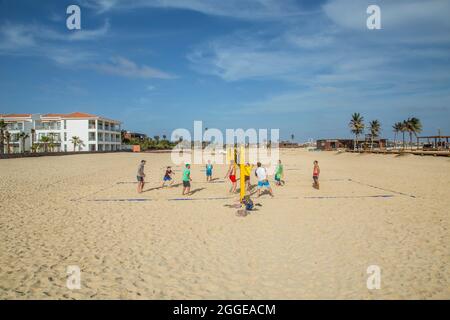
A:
41;112;98;119
0;114;32;118
41;113;67;118
64;112;98;118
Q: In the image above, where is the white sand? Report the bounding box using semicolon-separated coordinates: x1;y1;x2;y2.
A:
0;150;449;299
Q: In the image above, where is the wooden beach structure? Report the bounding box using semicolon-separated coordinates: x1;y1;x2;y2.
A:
417;135;450;151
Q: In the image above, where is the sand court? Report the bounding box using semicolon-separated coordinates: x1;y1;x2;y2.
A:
75;177;406;202
1;150;449;299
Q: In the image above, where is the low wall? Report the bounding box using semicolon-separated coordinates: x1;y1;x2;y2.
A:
346;150;450;157
0;150;129;160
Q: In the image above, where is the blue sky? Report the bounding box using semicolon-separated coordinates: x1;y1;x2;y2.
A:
1;0;449;141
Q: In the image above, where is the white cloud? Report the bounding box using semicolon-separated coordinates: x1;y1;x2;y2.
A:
93;56;176;79
81;0;306;20
0;21;111;67
323;0;450;44
0;23;36;49
0;21;110;48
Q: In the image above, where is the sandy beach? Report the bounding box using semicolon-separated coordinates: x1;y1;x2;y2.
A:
0;150;449;299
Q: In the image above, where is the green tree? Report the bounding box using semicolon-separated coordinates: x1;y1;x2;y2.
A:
0;120;7;155
70;136;83;151
18;132;29;153
405;117;422;150
48;132;58;152
31;143;40;153
4;131;11;154
31;128;36;147
392;122;403;150
368;120;381;150
40;136;51;153
349;113;365;151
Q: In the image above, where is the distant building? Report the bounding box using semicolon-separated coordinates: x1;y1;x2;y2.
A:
279;141;299;148
1;112;122;153
316;138;387;151
0;114;40;153
123;131;147;141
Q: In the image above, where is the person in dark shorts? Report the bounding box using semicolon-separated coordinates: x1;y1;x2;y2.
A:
313;160;320;189
161;166;174;188
182;164;192;195
137;160;146;193
243;162;253;191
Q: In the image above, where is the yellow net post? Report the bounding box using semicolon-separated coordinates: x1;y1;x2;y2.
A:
226;146;232;164
239;145;245;201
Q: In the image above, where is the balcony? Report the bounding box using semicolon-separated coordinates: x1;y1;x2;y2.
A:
6;124;23;131
35;123;61;130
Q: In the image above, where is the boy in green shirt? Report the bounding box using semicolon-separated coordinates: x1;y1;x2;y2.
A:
182;164;192;195
274;160;284;186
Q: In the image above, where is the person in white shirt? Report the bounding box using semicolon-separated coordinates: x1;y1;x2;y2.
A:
255;162;274;198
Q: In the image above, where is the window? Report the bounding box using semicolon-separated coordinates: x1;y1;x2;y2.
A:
89;120;96;129
64;145;67;152
64;120;67;129
64;132;67;141
89;132;96;141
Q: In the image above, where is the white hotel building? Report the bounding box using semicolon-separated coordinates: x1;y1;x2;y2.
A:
0;112;122;153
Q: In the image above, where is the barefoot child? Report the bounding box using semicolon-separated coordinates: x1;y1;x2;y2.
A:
182;164;192;195
313;160;320;189
205;160;213;182
161;166;174;187
274;159;284;186
224;160;237;193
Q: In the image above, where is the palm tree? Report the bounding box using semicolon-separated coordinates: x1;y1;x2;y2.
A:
291;134;295;142
4;131;11;154
405;117;422;150
48;132;58;152
154;135;160;143
40;136;51;153
70;136;83;151
368;120;381;150
18;132;29;153
400;121;408;149
162;134;167;141
31;143;40;153
349;113;365;151
392;122;403;150
31;128;36;147
0;120;7;155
